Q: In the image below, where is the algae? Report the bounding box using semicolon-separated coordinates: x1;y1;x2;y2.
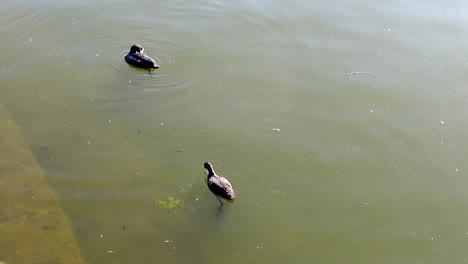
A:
156;196;184;212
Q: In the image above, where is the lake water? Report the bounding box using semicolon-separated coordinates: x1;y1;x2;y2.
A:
1;0;468;263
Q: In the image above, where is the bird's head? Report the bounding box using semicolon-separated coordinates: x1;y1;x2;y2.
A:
129;44;144;53
204;162;214;176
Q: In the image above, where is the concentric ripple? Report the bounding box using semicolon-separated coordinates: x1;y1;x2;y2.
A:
1;0;197;107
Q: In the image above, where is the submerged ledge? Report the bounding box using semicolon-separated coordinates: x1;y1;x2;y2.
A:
0;105;83;263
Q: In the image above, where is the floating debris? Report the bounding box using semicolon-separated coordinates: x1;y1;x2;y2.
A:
346;71;373;76
268;189;286;196
272;128;281;132
107;250;114;254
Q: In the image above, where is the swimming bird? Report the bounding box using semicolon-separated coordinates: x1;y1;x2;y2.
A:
125;44;159;69
204;162;235;206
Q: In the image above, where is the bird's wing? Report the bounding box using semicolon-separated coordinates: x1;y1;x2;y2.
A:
208;177;235;200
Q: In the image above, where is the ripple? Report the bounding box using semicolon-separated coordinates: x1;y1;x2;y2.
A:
2;2;195;102
1;0;206;115
90;38;192;102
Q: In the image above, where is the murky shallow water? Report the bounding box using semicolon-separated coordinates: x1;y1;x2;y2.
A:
1;0;468;263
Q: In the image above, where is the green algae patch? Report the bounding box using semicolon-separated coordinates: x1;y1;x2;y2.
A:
0;105;84;263
156;197;184;212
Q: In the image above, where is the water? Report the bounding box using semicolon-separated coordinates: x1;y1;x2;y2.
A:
1;0;468;263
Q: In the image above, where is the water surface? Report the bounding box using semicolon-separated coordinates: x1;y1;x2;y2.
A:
1;0;468;263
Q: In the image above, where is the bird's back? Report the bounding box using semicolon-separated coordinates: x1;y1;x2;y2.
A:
125;52;158;69
208;176;235;200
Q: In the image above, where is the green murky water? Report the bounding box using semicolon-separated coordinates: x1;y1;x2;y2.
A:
1;0;468;263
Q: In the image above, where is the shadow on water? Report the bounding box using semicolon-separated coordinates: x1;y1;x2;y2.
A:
215;203;229;219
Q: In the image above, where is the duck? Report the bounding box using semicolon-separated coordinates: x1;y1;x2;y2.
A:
204;162;236;206
125;44;159;69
